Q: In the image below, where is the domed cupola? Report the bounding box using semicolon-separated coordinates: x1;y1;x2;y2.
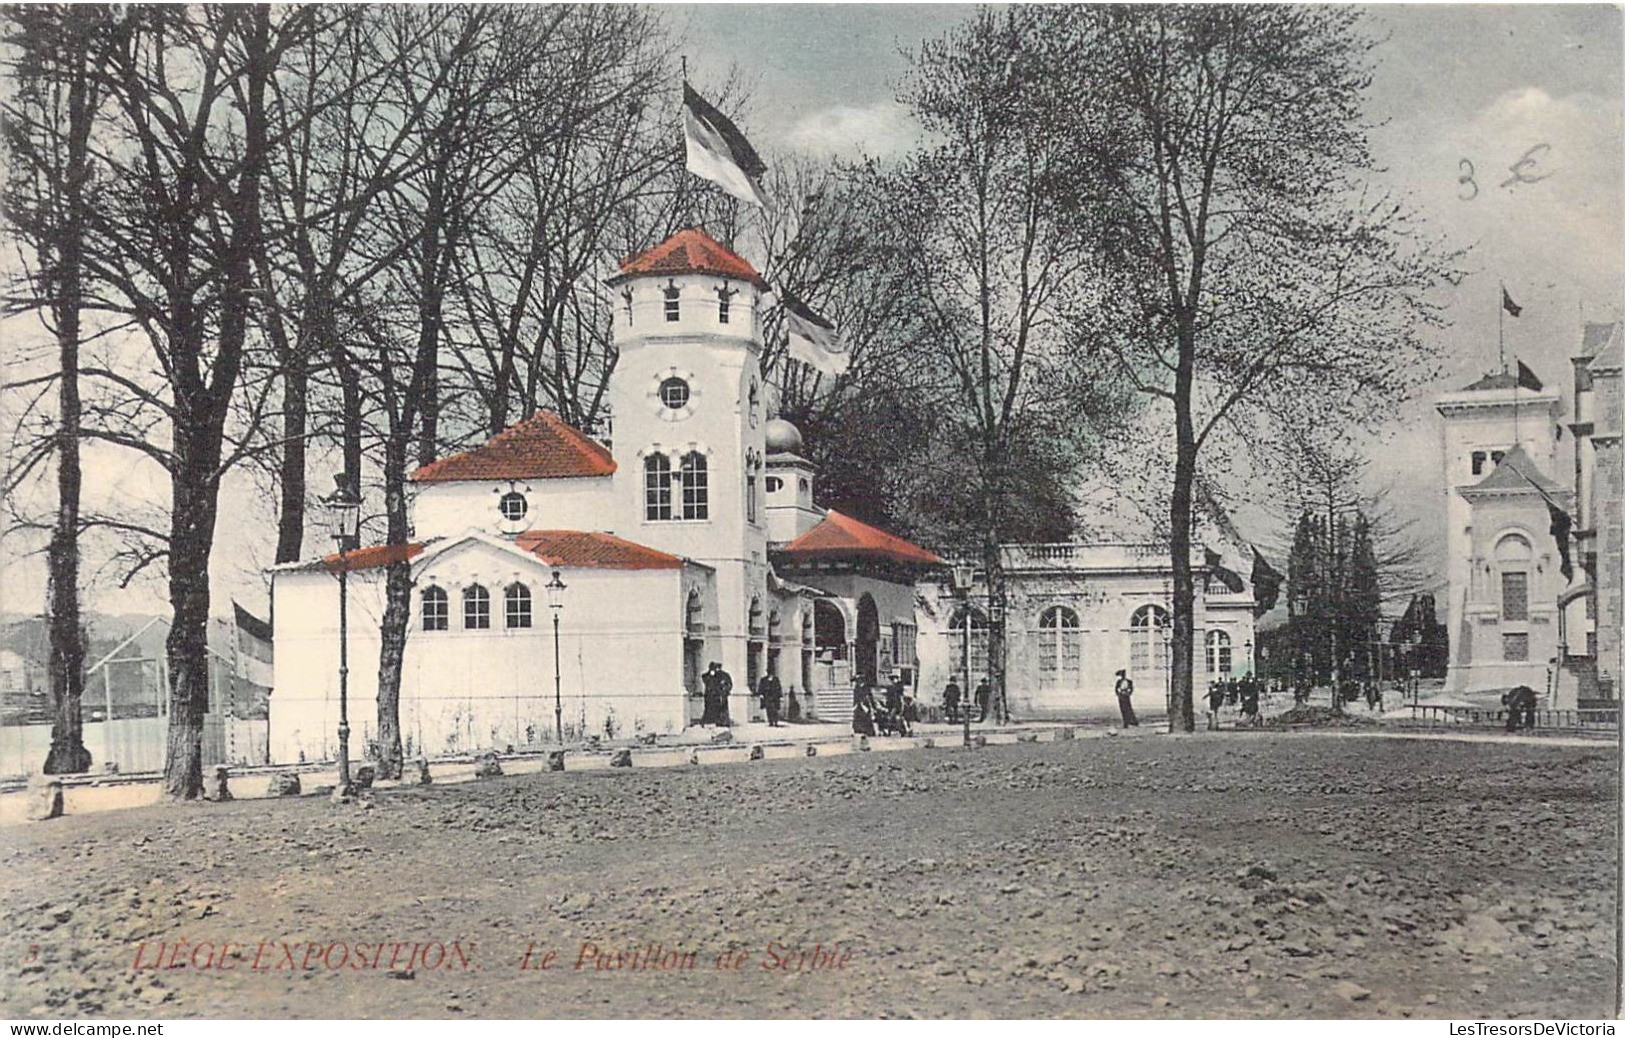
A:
764;417;804;456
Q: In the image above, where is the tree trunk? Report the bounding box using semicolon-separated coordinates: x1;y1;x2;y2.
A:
163;467;217;799
335;342;363;484
273;320;309;563
42;12;94;775
372;433;410;780
1168;332;1199;734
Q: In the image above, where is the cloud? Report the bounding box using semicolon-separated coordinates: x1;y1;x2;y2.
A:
781;101;923;160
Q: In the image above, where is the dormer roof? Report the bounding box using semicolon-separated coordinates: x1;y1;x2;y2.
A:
409;411;615;484
607;227;769;291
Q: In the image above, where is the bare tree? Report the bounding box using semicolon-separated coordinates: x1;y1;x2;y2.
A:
1047;6;1463;731
1;4;115;773
46;5;322;797
873;7;1132;720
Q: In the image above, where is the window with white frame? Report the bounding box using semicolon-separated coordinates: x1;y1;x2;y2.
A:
421;586;448;632
645;453;672;520
463;584;491;630
1130;604;1170;676
679;452;708;519
948;606;989;677
1206;629;1233;675
1037;606;1082;688
504;583;532;629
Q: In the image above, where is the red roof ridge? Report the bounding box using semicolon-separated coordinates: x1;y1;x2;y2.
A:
781;509;943;567
514;529;685;570
410;410;615;483
320;541;428;573
609;227;768;290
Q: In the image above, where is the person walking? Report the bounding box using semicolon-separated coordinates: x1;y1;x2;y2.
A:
1114;669;1138;728
701;661;733;727
758;670;784;728
974;677;992;723
1240;679;1260;727
943;679;962;724
1206;681;1225;730
884;673;905;716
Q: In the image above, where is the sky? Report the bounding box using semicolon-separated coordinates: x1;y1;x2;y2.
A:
2;3;1621;622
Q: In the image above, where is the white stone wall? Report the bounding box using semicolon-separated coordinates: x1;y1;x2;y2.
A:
268;546;692;764
412;478;617;541
915;546;1252;721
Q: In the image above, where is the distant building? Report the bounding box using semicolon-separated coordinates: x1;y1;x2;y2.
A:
1436;322;1622;708
915;539;1265;721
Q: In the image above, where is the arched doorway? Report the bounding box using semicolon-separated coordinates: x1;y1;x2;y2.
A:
856;594;880;686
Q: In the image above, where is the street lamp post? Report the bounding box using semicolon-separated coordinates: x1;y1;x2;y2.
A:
546;569;567;744
950;562;976;748
324;476;360;797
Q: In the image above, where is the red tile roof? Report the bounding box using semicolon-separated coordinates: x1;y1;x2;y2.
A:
516;530;684;570
609;227;769;290
779;510;944;567
410;411;615;483
320;541;426;573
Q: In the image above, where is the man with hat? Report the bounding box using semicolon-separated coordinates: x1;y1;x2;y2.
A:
701;661;733;727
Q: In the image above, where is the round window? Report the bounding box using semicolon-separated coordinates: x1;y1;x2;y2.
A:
499;491;528;522
659;377;690;410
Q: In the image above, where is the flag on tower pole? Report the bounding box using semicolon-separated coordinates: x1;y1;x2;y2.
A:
782;292;851;375
1501;287;1522;317
1516;359;1543;391
682;82;769;208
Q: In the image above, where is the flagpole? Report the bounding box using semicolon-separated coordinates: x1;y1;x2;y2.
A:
1498;280;1506;373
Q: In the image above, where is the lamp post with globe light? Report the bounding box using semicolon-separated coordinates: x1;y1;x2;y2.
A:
547;569;567;743
949;561;976;747
323;476;360;796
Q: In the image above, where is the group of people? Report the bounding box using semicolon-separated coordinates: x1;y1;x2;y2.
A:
940;677;993;725
1206;673;1264;727
697;661;799;729
852;673;919;737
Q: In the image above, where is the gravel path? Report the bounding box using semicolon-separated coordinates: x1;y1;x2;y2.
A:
1;731;1617;1019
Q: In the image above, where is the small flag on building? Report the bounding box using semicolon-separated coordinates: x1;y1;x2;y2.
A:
782;292;851;375
1502;287;1522;317
1516;359;1543;391
682;82;769;209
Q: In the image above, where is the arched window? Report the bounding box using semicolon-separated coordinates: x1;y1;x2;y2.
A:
421;586;448;632
644;453;672;520
663;282;680;322
1495;533;1532;622
1206;629;1233;675
679;451;708;519
463;584;491;630
1037;606;1082;688
505;583;532;629
717;285;735;325
748;596;765;636
1130;604;1170;676
948;606;990;678
767;608;781;642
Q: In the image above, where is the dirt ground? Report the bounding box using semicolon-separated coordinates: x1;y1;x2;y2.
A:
1;731;1617;1019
